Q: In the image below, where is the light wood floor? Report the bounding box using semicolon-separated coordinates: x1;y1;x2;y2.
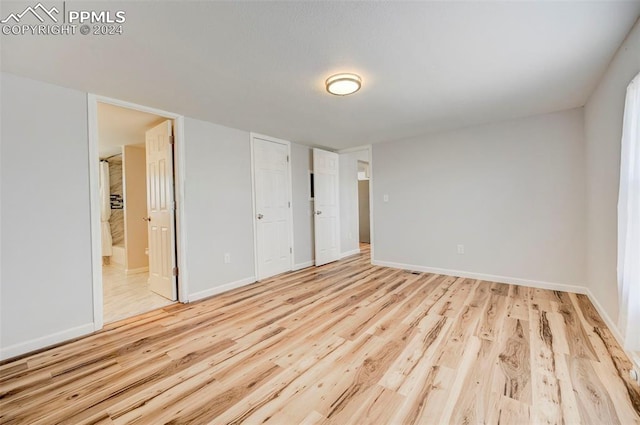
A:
2;247;639;424
103;265;174;324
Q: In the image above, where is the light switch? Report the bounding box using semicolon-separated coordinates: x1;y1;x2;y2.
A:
383;194;389;202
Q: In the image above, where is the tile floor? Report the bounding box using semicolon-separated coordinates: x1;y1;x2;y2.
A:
102;265;174;324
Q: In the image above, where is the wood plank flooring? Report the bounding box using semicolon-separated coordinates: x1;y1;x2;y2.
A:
1;246;639;424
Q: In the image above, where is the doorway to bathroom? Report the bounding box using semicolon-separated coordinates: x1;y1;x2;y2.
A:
96;102;177;324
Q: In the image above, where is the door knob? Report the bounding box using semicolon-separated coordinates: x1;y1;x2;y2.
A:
315;211;322;215
143;217;151;222
257;213;264;220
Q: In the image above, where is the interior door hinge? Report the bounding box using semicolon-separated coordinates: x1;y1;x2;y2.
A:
287;155;289;163
290;247;292;254
288;201;291;208
172;267;179;276
169;136;175;145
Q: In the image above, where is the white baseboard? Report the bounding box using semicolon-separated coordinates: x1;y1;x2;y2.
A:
585;289;640;371
372;258;640;369
293;261;314;271
188;276;257;303
0;323;94;361
631;352;640;371
584;289;624;343
340;248;361;259
126;266;148;275
370;259;588;294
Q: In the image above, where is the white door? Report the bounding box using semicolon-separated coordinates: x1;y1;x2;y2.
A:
313;148;340;266
253;137;292;280
145;120;177;300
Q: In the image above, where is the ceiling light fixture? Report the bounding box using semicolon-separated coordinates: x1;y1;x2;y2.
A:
325;73;362;96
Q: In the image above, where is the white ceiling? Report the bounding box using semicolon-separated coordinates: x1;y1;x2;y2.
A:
2;1;639;150
98;102;165;157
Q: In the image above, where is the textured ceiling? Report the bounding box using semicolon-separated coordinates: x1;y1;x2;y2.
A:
2;1;639;149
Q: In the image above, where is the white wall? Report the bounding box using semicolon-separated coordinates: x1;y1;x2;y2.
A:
291;143;314;268
182;118;256;300
584;19;640;325
1;73;94;358
372;109;587;288
0;73;324;358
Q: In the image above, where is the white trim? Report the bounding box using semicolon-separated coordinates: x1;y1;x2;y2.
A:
250;136;259;280
125;267;149;275
339;145;373;263
287;142;295;274
189;276;257;302
87;95;189;332
372;258;640;370
585;289;640;371
631;352;640;371
174;116;189;303
337;145;373;154
368;146;374;263
371;259;587;294
0;323;94;361
293;260;315;271
87;94;103;331
340;248;361;259
250;133;295;280
251;132;291;148
585;289;625;347
90;96;183;118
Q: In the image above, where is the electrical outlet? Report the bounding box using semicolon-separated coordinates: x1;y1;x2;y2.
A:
224;253;231;264
383;194;389;203
457;244;465;255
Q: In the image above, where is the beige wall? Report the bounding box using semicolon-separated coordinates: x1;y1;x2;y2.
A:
123;145;149;271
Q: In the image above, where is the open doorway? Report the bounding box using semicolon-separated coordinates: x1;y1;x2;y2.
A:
338;147;372;262
357;160;370;247
96;102;177;324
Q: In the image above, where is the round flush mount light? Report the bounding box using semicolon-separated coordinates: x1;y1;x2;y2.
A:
325;73;362;96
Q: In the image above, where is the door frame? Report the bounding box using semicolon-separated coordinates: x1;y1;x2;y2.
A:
337;145;374;262
87;94;188;331
250;132;295;280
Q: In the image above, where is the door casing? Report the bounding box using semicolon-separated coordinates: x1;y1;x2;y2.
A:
337;145;374;262
88;94;188;332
